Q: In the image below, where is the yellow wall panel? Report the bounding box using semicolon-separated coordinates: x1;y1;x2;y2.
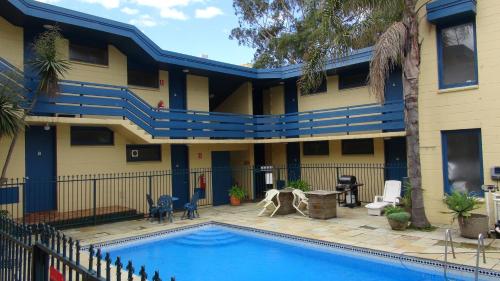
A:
215;82;252;114
0;16;23;70
187;74;209;111
129;70;169;107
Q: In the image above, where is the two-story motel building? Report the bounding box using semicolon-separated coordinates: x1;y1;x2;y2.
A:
0;0;496;224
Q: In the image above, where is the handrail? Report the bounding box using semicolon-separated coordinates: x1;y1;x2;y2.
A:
444;229;456;279
474;233;486;281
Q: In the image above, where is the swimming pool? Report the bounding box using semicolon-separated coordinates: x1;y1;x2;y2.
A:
98;222;498;281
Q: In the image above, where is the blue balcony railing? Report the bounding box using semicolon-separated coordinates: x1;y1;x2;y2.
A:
0;57;405;139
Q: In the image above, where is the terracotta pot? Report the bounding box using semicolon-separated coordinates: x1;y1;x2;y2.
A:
388;218;409;231
230;196;241;206
458;214;489;239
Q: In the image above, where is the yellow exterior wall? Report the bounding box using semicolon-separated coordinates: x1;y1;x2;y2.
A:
416;0;499;223
187;74;209;111
268;85;285;115
298;76;376;112
0;16;23;70
129;70;169;107
0;133;26;219
215;82;253;114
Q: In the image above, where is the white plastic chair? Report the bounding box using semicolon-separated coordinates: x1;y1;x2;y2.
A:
292;189;309;216
257;189;280;217
365;180;402;216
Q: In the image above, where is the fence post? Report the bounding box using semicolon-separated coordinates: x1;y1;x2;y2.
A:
32;244;49;281
93;179;97;225
22;179;26;225
148;176;152;197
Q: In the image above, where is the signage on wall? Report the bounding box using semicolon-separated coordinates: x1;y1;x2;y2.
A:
197;153;203;159
159;79;165;86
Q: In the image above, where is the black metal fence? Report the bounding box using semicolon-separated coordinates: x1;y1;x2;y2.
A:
0;215;171;281
0;163;406;228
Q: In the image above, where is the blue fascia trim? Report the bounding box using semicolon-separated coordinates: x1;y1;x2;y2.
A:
426;0;476;24
8;0;372;80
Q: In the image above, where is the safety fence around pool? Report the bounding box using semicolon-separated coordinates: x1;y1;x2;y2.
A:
0;215;171;281
0;163;406;228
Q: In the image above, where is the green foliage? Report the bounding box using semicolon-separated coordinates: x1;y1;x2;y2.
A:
444;191;481;220
401;180;413;209
30;26;70;97
0;210;8;218
0;87;25;138
384;205;405;216
288;179;310;192
387;212;411;223
228;185;247;200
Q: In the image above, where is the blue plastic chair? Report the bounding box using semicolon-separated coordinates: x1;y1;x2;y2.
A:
146;194;159;219
182;191;201;220
157;195;174;223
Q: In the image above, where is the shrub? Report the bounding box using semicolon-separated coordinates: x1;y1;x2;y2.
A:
444;191;481;221
384;205;405;216
387;212;411;223
401;180;412;209
228;185;247;200
0;210;8;218
288;179;310;192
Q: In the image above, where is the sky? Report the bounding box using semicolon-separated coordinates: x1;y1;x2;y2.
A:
35;0;256;65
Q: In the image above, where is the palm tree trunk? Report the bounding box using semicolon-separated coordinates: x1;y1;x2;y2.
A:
0;96;38;182
403;1;430;228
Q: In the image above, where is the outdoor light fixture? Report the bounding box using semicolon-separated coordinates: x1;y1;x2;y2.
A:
43;24;54;30
182;69;189;73
43;123;51;131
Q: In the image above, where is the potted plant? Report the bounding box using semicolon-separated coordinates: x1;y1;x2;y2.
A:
228;185;247;206
401;180;413;213
444;191;488;239
385;205;411;231
288;179;310;192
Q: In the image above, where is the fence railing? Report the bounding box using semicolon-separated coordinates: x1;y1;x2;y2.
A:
0;215;171;281
0;163;406;228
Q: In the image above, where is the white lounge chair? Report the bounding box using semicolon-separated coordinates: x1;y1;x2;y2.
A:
292;189;309;216
365;180;402;216
257;189;280;217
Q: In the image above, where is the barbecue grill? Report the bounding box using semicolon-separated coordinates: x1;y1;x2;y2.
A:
336;175;363;208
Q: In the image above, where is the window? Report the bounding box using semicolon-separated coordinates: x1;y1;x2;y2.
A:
303;141;329;156
69;42;108;65
301;77;327;95
341;139;374;155
126;145;162;162
438;21;478;88
128;60;159;88
70;126;114;146
442;129;483;195
339;69;368;90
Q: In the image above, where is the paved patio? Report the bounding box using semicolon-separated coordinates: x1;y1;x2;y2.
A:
63;203;500;272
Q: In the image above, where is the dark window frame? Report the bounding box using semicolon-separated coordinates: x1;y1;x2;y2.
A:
338;70;368;90
437;19;478;89
300;77;327;96
127;61;159;89
69;42;109;66
126;144;162;162
341;139;374;155
70;126;114;146
303;141;330;156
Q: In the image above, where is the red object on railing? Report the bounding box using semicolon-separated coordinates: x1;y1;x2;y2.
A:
157;100;165;108
50;267;64;281
198;174;206;189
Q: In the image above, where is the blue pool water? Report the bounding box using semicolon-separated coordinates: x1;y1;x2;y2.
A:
103;226;480;281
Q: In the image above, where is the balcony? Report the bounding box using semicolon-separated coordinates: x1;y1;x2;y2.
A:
0;58;405;141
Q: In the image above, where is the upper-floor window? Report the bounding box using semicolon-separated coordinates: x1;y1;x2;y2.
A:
127;62;159;88
69;42;108;66
338;69;368;90
438;21;478;89
301;77;327;95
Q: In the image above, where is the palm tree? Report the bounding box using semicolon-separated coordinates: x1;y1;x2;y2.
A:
0;26;69;182
232;0;430;227
298;0;430;228
0;86;24;141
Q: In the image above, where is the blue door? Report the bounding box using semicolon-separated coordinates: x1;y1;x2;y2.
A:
212;151;231;206
384;69;403;102
286;143;301;182
171;145;189;210
169;69;187;109
384;137;407;182
284;79;299;138
25;126;56;213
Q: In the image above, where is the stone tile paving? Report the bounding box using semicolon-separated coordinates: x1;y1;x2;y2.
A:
63;203;500;271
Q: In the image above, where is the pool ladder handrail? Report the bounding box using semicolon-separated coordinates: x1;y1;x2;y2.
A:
444;229;456;279
474;233;487;281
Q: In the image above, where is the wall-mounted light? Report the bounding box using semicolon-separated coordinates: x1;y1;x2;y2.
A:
182;69;189;73
43;24;55;30
279;81;284;85
43;123;51;131
209;94;215;99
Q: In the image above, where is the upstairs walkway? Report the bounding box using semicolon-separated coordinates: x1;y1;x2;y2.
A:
64;203;500;272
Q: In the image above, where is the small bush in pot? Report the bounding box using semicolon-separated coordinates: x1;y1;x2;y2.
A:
384;205;410;231
228;185;247;206
288;179;310;192
444;191;488;239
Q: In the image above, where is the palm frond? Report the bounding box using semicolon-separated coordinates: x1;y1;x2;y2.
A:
368;21;407;102
0;87;25;138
